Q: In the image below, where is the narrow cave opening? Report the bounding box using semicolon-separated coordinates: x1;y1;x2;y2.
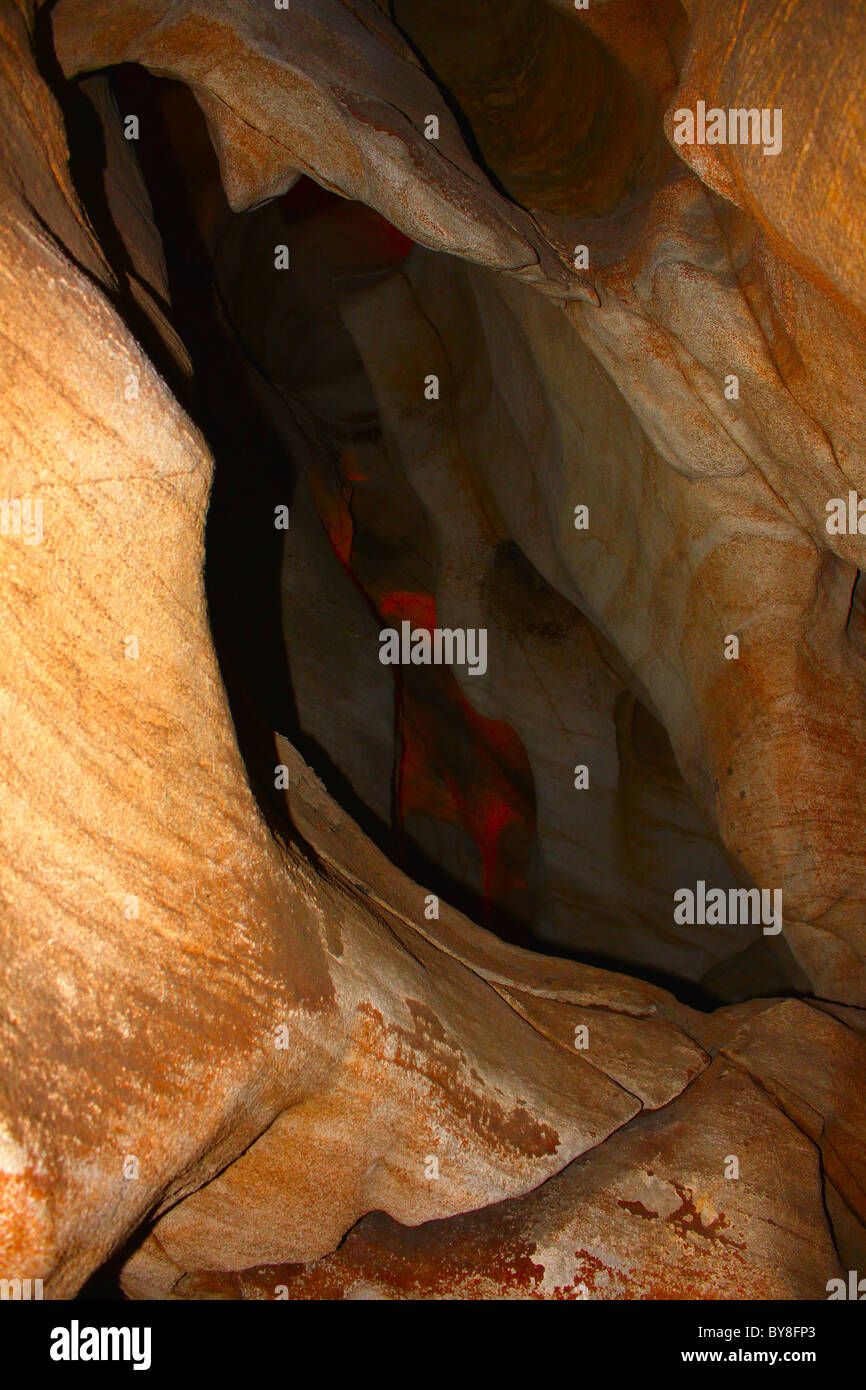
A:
35;21;805;1058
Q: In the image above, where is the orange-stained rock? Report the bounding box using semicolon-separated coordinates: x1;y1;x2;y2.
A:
165;1054;846;1300
0;0;706;1296
1;0;866;1303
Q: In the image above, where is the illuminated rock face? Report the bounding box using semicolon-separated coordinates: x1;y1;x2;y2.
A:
0;0;865;1300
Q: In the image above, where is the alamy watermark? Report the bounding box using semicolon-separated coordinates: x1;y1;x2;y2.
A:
379;621;487;677
672;101;782;156
0;496;43;545
826;490;866;534
0;1276;43;1299
50;1320;151;1370
674;881;782;935
827;1271;866;1299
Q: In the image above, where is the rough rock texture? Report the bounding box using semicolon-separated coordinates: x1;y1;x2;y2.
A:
0;0;693;1296
51;0;594;298
667;0;866;318
170;1056;839;1300
165;997;866;1300
1;0;865;1300
51;0;866;1003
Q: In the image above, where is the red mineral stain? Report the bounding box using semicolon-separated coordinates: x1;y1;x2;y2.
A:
340;448;368;484
308;472;354;567
240;1208;546;1300
357;1001;559;1158
279;177;413;265
375;589;535;916
618;1198;658;1221
666;1183;746;1252
378;589;437;631
563;1248;617;1298
302;455;537;926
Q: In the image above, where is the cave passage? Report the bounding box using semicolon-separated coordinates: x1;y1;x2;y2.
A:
35;25;807;1015
6;0;866;1313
